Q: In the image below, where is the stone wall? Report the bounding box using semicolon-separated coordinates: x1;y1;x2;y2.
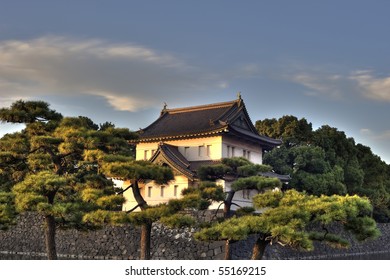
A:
1;212;390;260
232;223;390;260
0;212;225;260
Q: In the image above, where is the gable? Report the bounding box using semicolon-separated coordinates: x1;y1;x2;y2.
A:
149;143;195;180
232;112;251;131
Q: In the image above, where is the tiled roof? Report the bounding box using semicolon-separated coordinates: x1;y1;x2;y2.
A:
150;143;195;180
136;97;282;148
139;100;234;139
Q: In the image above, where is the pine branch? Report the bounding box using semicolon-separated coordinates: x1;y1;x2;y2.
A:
126;204;141;213
116;184;132;195
210;202;224;221
231;202;242;209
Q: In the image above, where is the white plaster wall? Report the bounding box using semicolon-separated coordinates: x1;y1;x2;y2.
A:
136;136;223;161
121;175;191;212
208;180;257;210
221;136;263;164
136;142;159;160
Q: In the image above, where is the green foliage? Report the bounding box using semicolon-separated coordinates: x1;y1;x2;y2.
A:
195;216;254;241
197;164;232;181
82;209;129;227
265;145;347;196
259;115;390;221
308;232;349;248
237;164;272;177
221;157;251;170
128;205;172;225
255;115;312;147
344;216;381;241
0;100;62;124
0;192;17;230
0;99;137;231
235;206;255;216
160;214;195;228
252;190;284;208
231;176;281;191
102;160;174;184
59;116;99;130
180;182;224;210
197;189;379;257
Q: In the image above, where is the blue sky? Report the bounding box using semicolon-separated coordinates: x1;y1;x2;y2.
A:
0;0;389;163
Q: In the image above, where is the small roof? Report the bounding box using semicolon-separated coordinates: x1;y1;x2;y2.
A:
149;142;196;180
135;96;282;149
149;143;291;183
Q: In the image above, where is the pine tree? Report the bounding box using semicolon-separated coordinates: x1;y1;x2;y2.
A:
195;189;380;259
95;158;174;260
0;100;137;259
197;157;281;259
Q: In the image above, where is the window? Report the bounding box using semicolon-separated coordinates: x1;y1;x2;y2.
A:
144;150;149;160
243;189;251;199
227;145;231;157
184;147;190;157
198;145;204;157
231;147;235;157
160;186;165;197
243;150;251;160
148;186;152;197
174;185;179;197
151;149;156;156
207;145;212;157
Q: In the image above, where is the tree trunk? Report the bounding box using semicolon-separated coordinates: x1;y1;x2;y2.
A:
131;180;148;210
224;239;232;260
140;222;152;260
44;215;57;260
251;236;270;260
131;180;152;260
223;190;235;218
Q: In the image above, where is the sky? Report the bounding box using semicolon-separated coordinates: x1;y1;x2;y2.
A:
0;0;389;163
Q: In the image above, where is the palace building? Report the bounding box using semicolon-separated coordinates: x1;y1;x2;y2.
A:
121;95;284;211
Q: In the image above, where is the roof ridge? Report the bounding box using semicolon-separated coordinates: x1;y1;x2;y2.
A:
166;100;237;114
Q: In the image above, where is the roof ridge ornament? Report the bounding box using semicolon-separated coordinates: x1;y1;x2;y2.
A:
237;91;243;106
161;102;168;116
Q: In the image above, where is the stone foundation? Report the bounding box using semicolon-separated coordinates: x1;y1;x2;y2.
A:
1;212;390;260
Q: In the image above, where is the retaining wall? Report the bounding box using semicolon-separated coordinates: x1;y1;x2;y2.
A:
1;212;390;260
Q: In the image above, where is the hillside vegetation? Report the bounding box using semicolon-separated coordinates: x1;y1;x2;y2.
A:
256;116;390;222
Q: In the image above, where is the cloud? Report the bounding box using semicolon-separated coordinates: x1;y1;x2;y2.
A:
0;36;226;111
350;70;390;102
360;128;390;141
360;128;372;135
290;73;344;99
